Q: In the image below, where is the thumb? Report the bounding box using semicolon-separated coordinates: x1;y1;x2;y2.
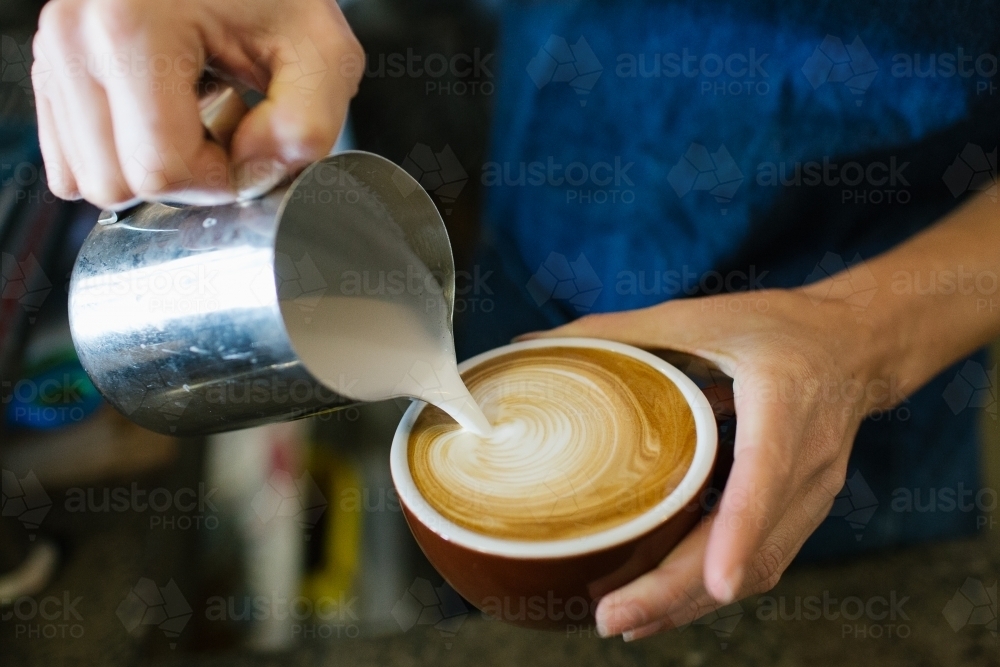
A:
229;23;362;198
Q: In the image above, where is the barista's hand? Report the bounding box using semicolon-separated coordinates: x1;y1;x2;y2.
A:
31;0;364;208
520;191;1000;640
522;286;894;640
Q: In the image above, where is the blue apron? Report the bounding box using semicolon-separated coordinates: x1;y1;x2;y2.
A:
456;0;999;559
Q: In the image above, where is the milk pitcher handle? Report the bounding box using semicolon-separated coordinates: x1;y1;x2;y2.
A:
97;74;252;227
197;75;250;151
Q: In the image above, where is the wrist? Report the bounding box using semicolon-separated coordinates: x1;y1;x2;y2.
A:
854;291;927;414
792;280;920;416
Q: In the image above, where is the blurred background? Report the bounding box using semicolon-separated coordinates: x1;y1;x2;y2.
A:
0;1;997;665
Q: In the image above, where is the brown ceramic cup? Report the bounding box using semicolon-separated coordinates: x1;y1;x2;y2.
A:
390;337;718;631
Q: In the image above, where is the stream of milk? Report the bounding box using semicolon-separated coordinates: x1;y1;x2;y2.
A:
280;295;492;436
272;158;491;435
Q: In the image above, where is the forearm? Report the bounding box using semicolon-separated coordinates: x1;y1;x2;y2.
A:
821;192;1000;410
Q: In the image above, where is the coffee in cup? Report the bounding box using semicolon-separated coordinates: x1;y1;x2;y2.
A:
407;345;697;541
391;337;718;630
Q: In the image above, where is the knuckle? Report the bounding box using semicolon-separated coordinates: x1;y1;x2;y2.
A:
766;451;796;485
280;116;337;162
42;162;73;194
37;1;79;39
810;437;843;471
753;351;814;393
30;58;53;93
128;181;168;200
816;462;848;497
46;179;78;201
31;31;45;60
124;171;178;199
85;0;147;42
120;140;199;197
79;182;133;210
748;541;786;594
671;594;707;624
342;34;365;88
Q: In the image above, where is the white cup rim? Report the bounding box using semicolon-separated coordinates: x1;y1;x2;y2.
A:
390;336;718;559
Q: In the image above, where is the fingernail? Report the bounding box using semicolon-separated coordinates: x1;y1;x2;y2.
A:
713;566;742;604
154;191;238;207
594;608;613;638
110;196;143;212
622;620;664;642
595;602;645;638
235;159;287;200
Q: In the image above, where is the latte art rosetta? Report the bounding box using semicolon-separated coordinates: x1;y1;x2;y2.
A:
408;347;697;541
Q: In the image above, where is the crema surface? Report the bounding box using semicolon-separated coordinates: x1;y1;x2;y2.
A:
408;347;697;541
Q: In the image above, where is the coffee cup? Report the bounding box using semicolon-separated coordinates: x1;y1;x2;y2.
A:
390;337;718;630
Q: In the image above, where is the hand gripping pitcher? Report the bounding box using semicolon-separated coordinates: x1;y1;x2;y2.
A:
68;81;487;436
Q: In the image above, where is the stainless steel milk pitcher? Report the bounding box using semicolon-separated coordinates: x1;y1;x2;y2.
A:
68;82;456;436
